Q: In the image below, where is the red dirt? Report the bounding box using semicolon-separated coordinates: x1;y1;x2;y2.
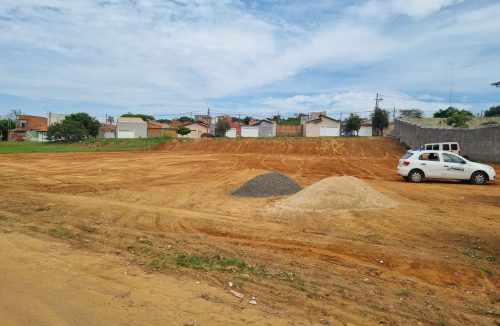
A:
0;137;498;325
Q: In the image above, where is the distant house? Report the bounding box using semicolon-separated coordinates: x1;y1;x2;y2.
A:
178;121;209;138
99;123;117;138
251;119;276;137
8;115;48;142
116;117;147;138
303;115;340;137
171;120;185;128
217;115;241;138
48;113;68;125
358;120;373;137
147;121;176;138
240;125;259;137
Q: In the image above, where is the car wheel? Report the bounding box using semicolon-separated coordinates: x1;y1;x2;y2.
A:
470;171;488;185
408;170;424;183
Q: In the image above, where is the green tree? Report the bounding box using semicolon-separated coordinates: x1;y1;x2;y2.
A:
178;116;194;123
175;126;191;137
484;105;500;117
0;119;14;141
399;109;423;119
216;119;230;136
446;111;471;128
243;116;252;125
65;112;100;137
434;107;473;118
47;120;87;142
121;112;155;121
344;113;362;135
371;108;389;136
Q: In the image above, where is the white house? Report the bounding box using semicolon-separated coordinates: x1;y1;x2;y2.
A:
303;115;340;137
116;117;147;138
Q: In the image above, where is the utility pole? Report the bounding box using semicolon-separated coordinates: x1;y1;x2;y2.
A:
374;93;383;109
206;103;210;134
393;107;396;120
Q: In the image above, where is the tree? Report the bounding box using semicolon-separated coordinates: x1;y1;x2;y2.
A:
399;109;423;119
484;105;500;117
0;118;14;141
121;113;155;121
216;119;230;136
446;111;471;128
344;113;362;135
175;126;191;137
156;118;172;124
243;116;252;125
371;107;389;136
434;107;473;118
65;112;100;137
178;116;194;123
47;119;87;142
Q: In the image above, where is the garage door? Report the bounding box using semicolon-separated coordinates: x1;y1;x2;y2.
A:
226;128;237;138
241;127;259;138
320;126;339;137
357;126;372;137
117;130;136;138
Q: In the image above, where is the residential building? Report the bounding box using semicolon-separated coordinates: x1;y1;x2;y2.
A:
147;121;177;138
116;117;147;138
251;119;276;137
8;115;48;141
99;123;117;138
48;113;68;125
178;121;209;138
303;115;340;137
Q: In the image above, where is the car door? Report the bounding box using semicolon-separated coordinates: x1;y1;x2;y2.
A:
417;152;443;178
442;153;469;179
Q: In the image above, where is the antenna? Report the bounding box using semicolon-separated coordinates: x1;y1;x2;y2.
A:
449;74;453;108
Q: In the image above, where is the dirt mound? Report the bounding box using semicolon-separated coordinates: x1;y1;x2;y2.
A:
154;137;404;158
231;172;302;197
276;176;397;211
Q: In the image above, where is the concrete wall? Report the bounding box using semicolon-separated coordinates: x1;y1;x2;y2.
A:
258;121;275;137
394;119;500;162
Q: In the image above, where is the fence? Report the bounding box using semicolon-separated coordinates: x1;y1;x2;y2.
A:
276;124;303;137
394;119;500;162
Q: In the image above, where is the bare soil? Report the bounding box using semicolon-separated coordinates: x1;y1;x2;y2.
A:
0;137;498;326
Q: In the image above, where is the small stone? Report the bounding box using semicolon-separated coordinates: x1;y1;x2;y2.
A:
319;319;330;325
363;278;369;282
196;281;200;284
228;282;233;287
379;260;384;264
229;290;244;298
249;297;257;305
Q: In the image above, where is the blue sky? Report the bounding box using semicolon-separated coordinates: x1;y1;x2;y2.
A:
0;0;499;121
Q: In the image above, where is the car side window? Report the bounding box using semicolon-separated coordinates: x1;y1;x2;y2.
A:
451;144;458;150
432;144;439;150
425;145;432;150
443;144;450;150
419;153;440;161
443;153;465;164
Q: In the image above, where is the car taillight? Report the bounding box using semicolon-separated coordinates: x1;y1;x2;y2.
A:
403;161;410;166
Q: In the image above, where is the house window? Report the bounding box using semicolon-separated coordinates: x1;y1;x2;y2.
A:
20;121;27;128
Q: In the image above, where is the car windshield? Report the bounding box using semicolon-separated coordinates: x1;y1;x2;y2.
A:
443;153;465;164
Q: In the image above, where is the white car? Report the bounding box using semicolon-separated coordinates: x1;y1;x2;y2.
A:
397;150;496;184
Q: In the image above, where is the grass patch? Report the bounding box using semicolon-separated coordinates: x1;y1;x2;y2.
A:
175;252;248;272
484;255;497;262
397;288;412;297
0;214;17;223
279;271;305;291
48;227;72;239
149;258;170;270
479;307;500;316
0;136;173;154
463;249;482;259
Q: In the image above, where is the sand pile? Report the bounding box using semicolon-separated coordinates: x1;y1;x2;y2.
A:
231;172;302;197
276;176;397;211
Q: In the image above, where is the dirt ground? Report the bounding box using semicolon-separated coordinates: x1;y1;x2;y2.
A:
0;137;498;326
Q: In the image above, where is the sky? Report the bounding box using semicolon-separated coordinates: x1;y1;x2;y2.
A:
0;0;499;121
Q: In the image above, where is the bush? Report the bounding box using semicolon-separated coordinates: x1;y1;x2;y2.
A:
175;126;191;137
344;113;362;135
479;120;498;126
47;120;87;142
65;112;100;137
434;107;473;118
446;111;471;128
484;105;500;117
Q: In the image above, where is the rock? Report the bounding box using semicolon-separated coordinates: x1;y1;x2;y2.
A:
249;296;257;305
228;282;233;287
319;319;330;325
229;290;244;298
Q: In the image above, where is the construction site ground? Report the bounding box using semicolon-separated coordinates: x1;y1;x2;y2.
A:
0;137;498;326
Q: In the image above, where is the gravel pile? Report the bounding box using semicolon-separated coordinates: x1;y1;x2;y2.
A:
231;172;302;197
